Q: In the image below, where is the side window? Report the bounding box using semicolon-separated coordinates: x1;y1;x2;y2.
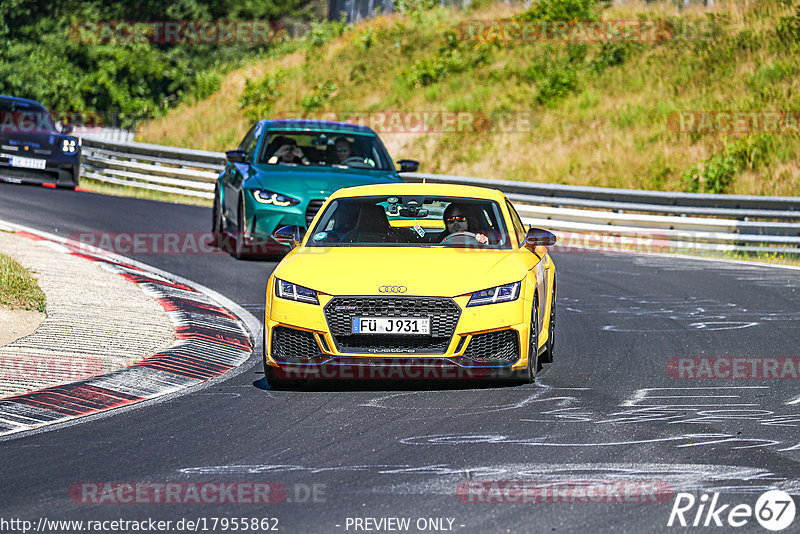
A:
238;126;259;160
505;200;527;247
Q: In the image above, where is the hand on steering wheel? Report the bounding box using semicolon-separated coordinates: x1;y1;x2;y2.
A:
442;231;488;245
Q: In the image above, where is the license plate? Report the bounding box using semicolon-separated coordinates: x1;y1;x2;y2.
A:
352;317;430;335
10;156;46;170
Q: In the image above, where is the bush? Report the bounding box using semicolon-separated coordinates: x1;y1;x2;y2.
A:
681;135;773;193
300;79;337;112
516;0;600;22
590;41;635;72
239;71;284;122
776;4;800;47
536;65;579;105
402;30;495;88
306;18;347;49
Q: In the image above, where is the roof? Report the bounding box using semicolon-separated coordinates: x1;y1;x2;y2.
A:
328;182;506;201
260;118;376;135
0;95;47;109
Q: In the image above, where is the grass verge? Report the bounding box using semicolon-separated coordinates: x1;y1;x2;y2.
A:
0;253;47;313
676;247;800;268
79;178;213;208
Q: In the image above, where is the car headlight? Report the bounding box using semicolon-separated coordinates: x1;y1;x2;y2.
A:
253;189;300;207
61;138;77;154
467;281;521;307
276;278;319;305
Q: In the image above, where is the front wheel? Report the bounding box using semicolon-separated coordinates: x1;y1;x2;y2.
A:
520;295;540;384
212;188;226;249
542;281;556;364
234;196;250;259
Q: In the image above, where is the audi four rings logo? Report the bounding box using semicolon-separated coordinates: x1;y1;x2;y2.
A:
379;285;407;293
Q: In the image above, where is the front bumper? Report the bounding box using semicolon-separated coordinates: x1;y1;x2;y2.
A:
0;159;80;187
248;195;326;239
264;292;531;380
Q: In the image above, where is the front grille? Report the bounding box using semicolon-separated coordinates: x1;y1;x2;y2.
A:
332;335;450;354
306;199;325;227
270;326;321;361
463;330;519;363
324;297;461;354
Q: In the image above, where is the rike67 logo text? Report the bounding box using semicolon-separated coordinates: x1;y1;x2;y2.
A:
668;490;795;531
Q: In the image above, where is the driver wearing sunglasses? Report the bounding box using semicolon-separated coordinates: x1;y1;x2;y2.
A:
441;202;488;244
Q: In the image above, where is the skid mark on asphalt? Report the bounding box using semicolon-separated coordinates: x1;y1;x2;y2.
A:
177;462;800;496
400;432;783;450
357;383;592;417
562;294;764;331
350;384;800;455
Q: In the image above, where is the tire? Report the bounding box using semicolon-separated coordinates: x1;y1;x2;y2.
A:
212;187;225;250
234;196;250;259
541;281;556;364
520;295;540;384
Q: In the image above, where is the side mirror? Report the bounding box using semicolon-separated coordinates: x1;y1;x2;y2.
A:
273;225;305;248
524;228;557;248
226;150;249;164
397;159;419;173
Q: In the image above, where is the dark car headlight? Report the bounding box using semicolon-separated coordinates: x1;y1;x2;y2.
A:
276;278;319;305
467;282;521;307
61;137;78;154
253;189;300;207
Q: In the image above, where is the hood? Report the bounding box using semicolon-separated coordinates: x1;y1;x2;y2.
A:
273;247;528;297
0;130;70;151
247;165;400;197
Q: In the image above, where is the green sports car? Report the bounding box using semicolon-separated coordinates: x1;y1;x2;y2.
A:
213;119;418;259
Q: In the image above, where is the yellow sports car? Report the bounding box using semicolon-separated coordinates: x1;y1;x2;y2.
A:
263;183;557;386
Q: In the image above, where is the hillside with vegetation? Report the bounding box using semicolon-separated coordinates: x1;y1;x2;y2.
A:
137;0;800;196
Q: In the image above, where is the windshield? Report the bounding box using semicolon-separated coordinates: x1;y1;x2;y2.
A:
307;195;511;249
256;131;393;170
0;98;56;133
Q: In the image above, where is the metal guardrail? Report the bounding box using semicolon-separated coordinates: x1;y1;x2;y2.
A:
80;138;225;199
78;139;800;255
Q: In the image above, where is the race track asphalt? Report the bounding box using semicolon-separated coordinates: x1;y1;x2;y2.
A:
1;182;799;533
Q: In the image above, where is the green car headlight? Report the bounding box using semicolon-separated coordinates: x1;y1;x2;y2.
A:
276;278;319;305
253;189;300;207
467;281;521;307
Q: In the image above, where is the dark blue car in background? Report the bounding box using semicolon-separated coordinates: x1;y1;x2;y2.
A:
0;95;81;188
